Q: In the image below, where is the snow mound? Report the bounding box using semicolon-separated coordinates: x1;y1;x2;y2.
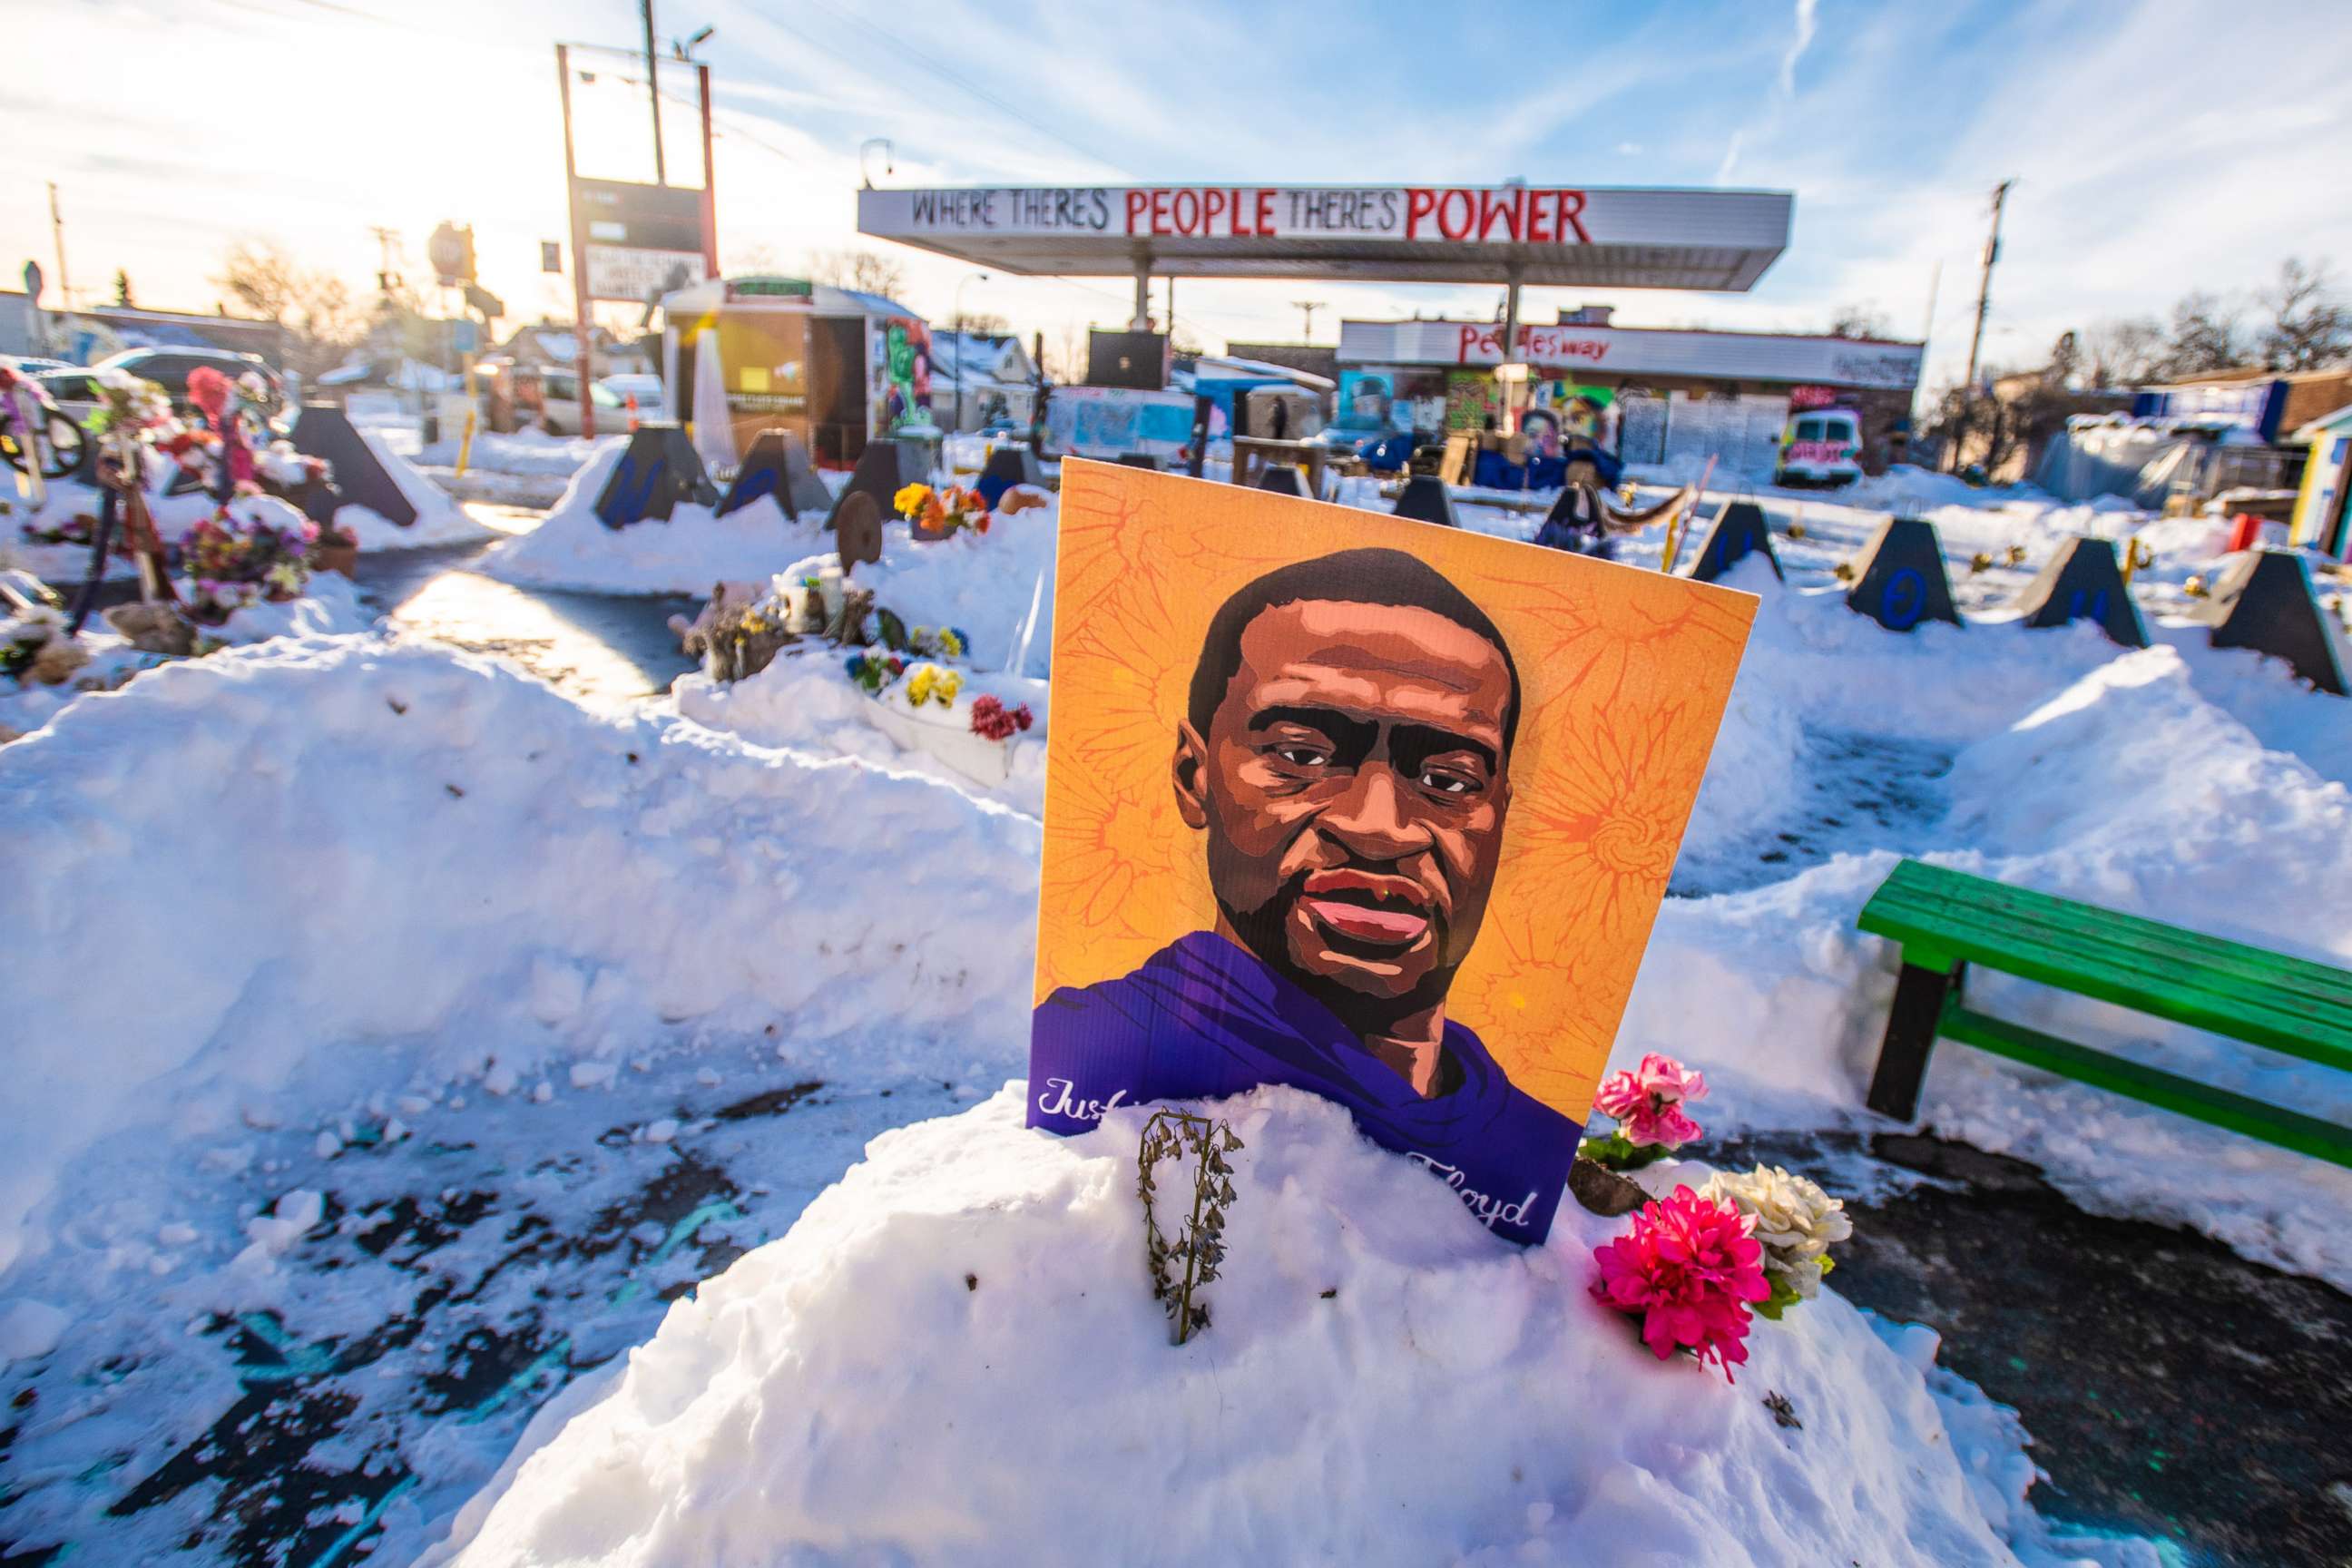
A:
0;636;1042;1275
0;573;374;740
1620;643;2352;1285
778;504;1061;675
426;1087;2147;1568
483;444;828;594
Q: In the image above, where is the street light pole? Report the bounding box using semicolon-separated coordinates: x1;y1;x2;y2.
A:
952;270;988;433
642;0;667;184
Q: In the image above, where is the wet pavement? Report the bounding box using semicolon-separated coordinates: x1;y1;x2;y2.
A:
349;535;698;714
1729;1129;2352;1568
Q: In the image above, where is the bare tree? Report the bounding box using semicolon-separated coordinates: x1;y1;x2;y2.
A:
1041;325;1087;384
2081;316;2164;388
2258;257;2351;372
724;242;783;276
807;248;908;302
213;239;364;379
1826;303;1892;339
944;309;1010;337
2155;289;2243;380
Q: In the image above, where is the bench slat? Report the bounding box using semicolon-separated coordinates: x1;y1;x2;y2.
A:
1941;1006;2352;1168
1860;865;2352;1071
1867;860;2352;1009
1862;898;2352;1067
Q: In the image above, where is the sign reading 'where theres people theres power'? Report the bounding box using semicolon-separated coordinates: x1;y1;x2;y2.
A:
1027;462;1757;1247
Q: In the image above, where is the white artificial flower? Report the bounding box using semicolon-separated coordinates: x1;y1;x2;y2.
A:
1700;1163;1853;1300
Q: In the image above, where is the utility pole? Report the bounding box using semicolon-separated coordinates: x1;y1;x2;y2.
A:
47;183;70;310
1292;299;1321;340
642;0;667;184
1962;180;2013;392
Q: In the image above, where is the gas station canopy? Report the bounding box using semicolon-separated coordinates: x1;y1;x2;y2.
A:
857;183;1792;289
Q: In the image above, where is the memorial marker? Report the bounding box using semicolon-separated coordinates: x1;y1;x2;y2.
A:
1256;463;1308;496
593;423;716;529
2200;549;2348;695
1681;500;1782;583
1391;473;1462;528
716;428;829;520
2011;537;2147;647
1846;516;1960;632
291;404;415;528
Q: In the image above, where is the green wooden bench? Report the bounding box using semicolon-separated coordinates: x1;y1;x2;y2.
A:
1857;858;2352;1165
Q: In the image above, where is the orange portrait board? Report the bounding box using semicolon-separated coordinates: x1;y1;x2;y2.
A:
1028;461;1756;1243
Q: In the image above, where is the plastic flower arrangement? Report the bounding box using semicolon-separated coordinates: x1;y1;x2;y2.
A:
845;650;906;694
85;368;175;439
178;504;317;622
1591;1185;1769;1382
18;512;99;548
894;483;991;538
902;662;963;709
968;693;1034;741
2;599;71;682
1697;1164;1853;1319
906;624;971;661
1580;1053;1710;1169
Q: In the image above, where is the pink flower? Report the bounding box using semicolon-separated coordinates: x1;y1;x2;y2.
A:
1592;1053;1709;1149
1592;1185;1769;1380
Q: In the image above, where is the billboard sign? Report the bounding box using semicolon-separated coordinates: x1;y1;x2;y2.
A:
571;177;710;303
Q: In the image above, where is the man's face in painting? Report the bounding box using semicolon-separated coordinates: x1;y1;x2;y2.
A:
1174;598;1514;1014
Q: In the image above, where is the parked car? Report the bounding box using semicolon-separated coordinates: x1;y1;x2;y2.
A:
1773;407;1864;487
91;346;286;417
599;373;670;421
34;368;101;427
2;354;79;378
533;372;625;436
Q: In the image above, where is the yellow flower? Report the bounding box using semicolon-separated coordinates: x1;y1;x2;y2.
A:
936;670;963;706
905;663;937;706
892;483;933;518
938;628;965;658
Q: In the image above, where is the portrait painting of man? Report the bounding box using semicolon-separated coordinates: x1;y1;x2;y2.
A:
1031;462;1755;1246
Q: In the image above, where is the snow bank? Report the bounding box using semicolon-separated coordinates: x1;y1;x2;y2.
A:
0;573;372;740
0;636;1041;1276
1622;642;2352;1284
426;1087;2151;1568
483;444;828;594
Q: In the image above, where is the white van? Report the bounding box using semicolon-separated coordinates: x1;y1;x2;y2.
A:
1774;408;1864;487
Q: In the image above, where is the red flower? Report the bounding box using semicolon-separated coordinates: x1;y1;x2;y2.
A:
186;366;230;424
969;693;1017;740
1592;1185;1770;1381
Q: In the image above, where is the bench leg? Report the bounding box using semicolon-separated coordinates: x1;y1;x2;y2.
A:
1866;960;1965;1121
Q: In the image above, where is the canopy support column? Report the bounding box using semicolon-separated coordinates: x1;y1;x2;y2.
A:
1131;258;1152;331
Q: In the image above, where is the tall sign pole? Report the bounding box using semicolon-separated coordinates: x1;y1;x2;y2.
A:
698;62;718;277
556;44;596;437
46;183;69;313
642;0;667;186
1962;179;2013;393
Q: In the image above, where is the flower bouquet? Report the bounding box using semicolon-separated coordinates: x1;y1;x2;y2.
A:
968;692;1034;741
178;499;318;622
1579;1053;1709;1171
1591;1185;1770;1382
2;593;82;686
892;482;991;542
1697;1164;1852;1319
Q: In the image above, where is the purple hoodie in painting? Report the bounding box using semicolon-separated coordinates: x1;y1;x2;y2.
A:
1028;931;1579;1246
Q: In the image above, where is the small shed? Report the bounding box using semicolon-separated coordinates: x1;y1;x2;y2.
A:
658;276;933;469
2288;403;2352;560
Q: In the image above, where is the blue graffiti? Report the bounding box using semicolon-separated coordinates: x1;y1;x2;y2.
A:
1882;567;1926;630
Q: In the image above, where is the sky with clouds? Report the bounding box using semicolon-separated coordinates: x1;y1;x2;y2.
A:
6;0;2349;389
